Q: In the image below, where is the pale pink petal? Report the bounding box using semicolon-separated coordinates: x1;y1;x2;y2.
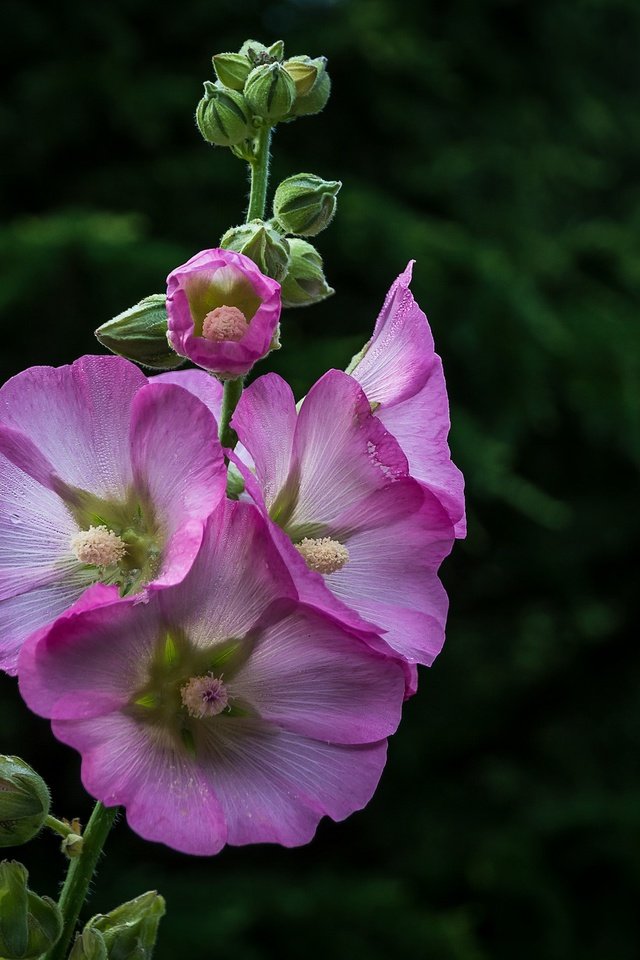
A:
231;608;404;742
150;370;223;423
130;382;226;588
0;356;146;499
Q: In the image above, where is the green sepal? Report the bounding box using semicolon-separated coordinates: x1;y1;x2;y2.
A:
212;53;252;91
220;220;290;282
0;861;62;959
244;63;296;123
196;83;253;147
273;174;341;238
87;891;165;960
0;757;50;848
69;928;109;960
280;239;334;308
95;295;183;371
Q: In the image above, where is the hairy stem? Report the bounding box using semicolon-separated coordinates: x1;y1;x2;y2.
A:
44;802;118;960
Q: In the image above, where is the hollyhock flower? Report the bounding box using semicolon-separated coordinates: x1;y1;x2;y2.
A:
231;370;455;670
166;248;281;378
18;500;405;855
348;262;466;537
0;355;226;675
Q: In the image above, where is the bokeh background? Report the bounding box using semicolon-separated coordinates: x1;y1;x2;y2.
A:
2;0;638;957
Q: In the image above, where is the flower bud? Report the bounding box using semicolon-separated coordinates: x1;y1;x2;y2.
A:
87;891;165;960
0;756;50;848
288;58;331;116
212;53;252;91
61;832;84;859
95;295;183;371
69;929;108;960
239;40;285;64
273;174;341;237
280;239;334;308
282;59;318;97
196;81;253;146
0;861;62;959
244;63;296;123
220;221;290;283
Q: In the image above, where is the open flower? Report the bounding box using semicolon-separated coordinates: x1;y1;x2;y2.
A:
0;355;226;674
348;262;466;537
18;500;405;855
231;370;455;671
166;248;281;378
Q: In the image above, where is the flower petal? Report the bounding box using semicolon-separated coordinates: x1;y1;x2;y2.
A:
150;370;223;423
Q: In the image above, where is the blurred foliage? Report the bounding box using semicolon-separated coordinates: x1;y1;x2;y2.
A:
1;0;638;957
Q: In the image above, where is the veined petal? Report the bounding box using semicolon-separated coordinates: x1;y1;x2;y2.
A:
150;370;223;423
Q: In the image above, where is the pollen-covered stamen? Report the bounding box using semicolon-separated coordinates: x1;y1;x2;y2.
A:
70;525;126;567
180;673;229;719
295;537;349;575
202;305;249;342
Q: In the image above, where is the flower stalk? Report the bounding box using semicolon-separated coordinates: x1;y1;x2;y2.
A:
44;802;118;960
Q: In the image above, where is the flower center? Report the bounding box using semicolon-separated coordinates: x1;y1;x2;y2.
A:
180;673;229;719
202;305;248;342
70;525;126;567
295;537;349;575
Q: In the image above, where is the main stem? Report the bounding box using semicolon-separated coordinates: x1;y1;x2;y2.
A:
217;124;272;449
45;802;118;960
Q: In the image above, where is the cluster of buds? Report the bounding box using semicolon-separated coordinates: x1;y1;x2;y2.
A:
196;39;330;149
220;172;340;308
69;892;165;960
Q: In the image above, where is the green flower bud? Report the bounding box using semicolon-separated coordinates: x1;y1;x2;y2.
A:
95;295;183;371
289;59;331;117
69;929;108;960
0;756;50;848
61;832;84;859
244;63;296;123
239;40;285;64
212;53;252;91
0;861;62;959
220;221;290;283
280;239;334;308
87;891;165;960
283;58;319;97
273;174;341;237
196;81;253;147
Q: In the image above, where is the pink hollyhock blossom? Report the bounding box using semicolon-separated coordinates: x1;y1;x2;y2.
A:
231;370;455;671
0;355;226;675
348;262;466;537
18;500;405;855
166;248;281;378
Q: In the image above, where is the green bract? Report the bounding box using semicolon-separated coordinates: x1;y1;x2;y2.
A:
212;52;252;91
196;81;253;147
273;173;341;237
220;220;290;282
87;892;166;960
287;58;331;116
280;239;334;308
244;63;296;123
69;929;108;960
0;757;50;848
95;295;183;371
0;861;62;959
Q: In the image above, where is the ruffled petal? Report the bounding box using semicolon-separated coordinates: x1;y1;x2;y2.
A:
0;356;146;499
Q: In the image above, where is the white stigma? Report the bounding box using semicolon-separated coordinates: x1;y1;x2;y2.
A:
202;305;248;342
70;525;126;567
180;674;229;719
295;537;349;575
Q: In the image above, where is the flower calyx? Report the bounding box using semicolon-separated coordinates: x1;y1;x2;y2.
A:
220;220;290;282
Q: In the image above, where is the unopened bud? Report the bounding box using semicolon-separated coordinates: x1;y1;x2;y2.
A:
69;929;108;960
61;832;84;859
288;58;331;117
87;891;166;960
220;221;290;282
280;239;334;308
196;81;253;146
0;756;50;848
282;59;318;97
95;295;183;371
0;861;62;959
212;53;252;91
273;174;341;237
244;63;296;123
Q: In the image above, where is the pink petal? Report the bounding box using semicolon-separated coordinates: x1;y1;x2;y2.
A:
149;370;223;423
0;356;146;499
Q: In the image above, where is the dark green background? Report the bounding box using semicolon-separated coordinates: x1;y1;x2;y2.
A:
2;0;638;957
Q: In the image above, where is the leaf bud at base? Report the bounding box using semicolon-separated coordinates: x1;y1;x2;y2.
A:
0;756;50;848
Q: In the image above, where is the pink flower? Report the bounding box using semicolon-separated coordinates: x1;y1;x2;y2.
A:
166;249;281;378
18;500;405;855
349;262;466;537
230;370;455;672
0;355;226;675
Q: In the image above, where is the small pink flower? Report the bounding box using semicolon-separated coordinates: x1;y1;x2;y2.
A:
0;355;226;675
166;248;281;378
18;500;405;855
349;262;466;537
231;370;455;673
